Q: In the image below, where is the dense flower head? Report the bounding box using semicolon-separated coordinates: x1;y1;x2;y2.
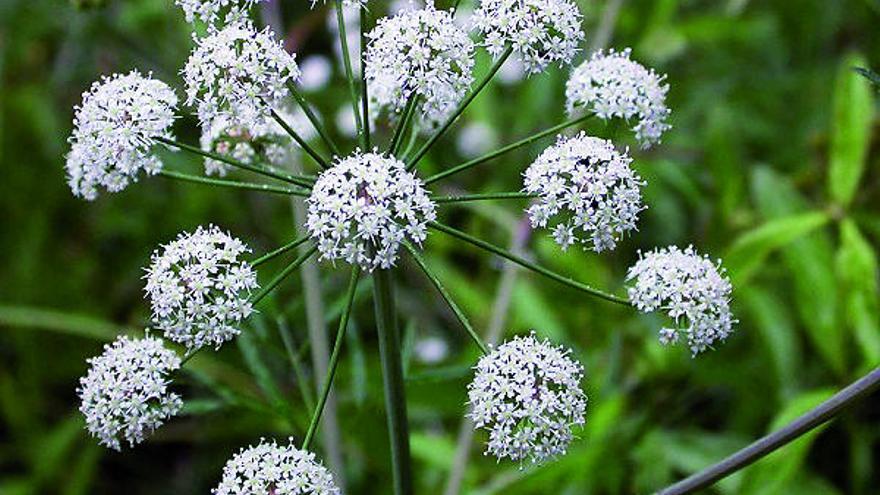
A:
182;20;301;128
78;334;183;451
566;48;671;148
175;0;265;25
213;438;340;495
468;333;587;465
472;0;584;74
366;2;475;128
524;133;645;252
627;245;735;355
306;151;437;271
65;71;177;200
145;225;258;351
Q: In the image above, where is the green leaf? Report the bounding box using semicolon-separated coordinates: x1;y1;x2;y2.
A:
740;286;801;399
0;305;122;341
828;53;874;207
835;219;880;367
725;211;830;286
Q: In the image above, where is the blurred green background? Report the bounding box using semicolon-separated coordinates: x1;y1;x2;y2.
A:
1;0;879;493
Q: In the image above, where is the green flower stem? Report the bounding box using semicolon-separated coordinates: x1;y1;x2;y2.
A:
250;244;319;305
360;5;371;150
268;108;331;169
155;136;313;189
288;83;341;158
432;192;538;203
335;0;365;149
157;170;309;196
657;366;880;495
424;114;595;185
429;221;630;305
251;235;312;267
406;46;514;170
302;266;361;450
390;96;419;156
372;268;413;495
404;243;488;354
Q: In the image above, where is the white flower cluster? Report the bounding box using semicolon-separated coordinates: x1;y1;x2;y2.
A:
311;0;365;7
366;3;475;128
472;0;584;74
306;152;437;271
566;48;671;148
175;0;265;25
65;71;177;201
183;21;301;128
468;333;587;465
627;245;735;355
145;225;258;351
524;133;644;252
78;334;183;451
213;439;340;495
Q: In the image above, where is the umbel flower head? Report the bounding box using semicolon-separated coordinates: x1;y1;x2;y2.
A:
468;333;587;465
627;245;735;355
213;439;340;495
306;151;437;272
566;48;671;148
523;132;645;252
472;0;584;74
182;20;301;128
65;70;177;201
78;334;183;451
175;0;265;25
365;2;475;128
145;225;259;351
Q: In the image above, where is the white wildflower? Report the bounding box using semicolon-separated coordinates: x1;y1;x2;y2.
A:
468;333;587;465
366;2;475;128
566;48;671;148
626;245;736;355
524;132;645;252
306;151;437;272
78;334;183;451
175;0;265;25
213;438;340;495
299;55;333;91
182;20;301;128
456;121;498;158
145;225;258;351
472;0;584;74
65;71;177;201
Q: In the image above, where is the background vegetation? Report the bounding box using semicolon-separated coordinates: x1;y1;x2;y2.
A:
1;0;879;493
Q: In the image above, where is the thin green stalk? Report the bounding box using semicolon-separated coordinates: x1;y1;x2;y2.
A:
372;268;413;495
429;221;629;305
390;96;419;156
269;108;331;169
406;46;514;170
251;236;311;267
158;170;309;196
155;136;313;188
656;367;880;495
424;114;595;185
288;83;341;157
432;192;537;203
278;319;316;412
335;0;365;148
302;267;361;450
404;243;488;354
360;5;371;149
250;244;319;305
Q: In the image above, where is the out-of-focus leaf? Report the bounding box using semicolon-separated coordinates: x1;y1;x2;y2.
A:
410;432;456;469
61;443;100;495
835;219;880;367
0;305;123;340
725;211;830;286
828;53;873;207
740;286;800;399
510;279;565;341
237;329;289;420
30;414;83;489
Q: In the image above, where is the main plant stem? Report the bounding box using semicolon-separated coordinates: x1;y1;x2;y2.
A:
372;268;413;495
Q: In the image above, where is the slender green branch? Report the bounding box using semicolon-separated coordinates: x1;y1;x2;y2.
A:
158;170;309;196
424;114;595;185
155;136;313;188
429;221;629;305
302;267;361;450
335;0;365;148
390;96;419;156
268;108;331;169
406;46;514;170
404;243;488;354
360;5;371;150
250;244;319;305
288;83;341;158
251;236;312;267
432;192;538;203
657;366;880;495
